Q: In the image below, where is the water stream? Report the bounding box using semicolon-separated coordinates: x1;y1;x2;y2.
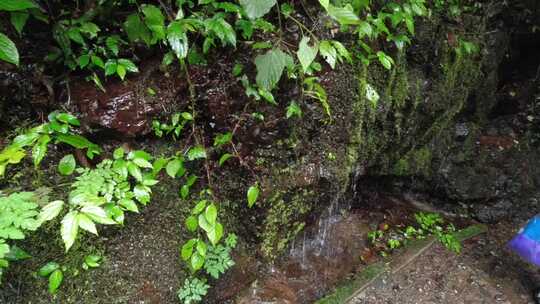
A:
234;173;371;303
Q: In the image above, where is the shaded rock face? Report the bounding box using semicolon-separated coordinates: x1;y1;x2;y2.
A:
422;3;540;222
0;63;52;131
70;63;188;137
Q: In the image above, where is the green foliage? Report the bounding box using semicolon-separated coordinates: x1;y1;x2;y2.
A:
240;0;277;19
0;112;100;177
0;192;41;240
0;191;60;284
177;277;210;304
179;188;236;303
203;234;237;279
82;254;102;270
58;147;159;251
152;112;193;139
0;0;42;66
38;262;63;294
0;192;44;283
286;101;303;119
255;48;294;91
368;212;462;255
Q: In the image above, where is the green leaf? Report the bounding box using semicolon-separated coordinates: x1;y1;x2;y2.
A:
152;157;168;175
166;158;184;178
0;32;19;66
255;48;293;91
187;146;207;161
80;22;100;39
106;36;120;56
357;21;373;38
127;162;143;181
77;213;97;235
181;239;196;261
58;154;76;175
218;153;233;166
142;4;166;41
118;58;139;73
198;214;213;234
207;222;223;245
191;251;204;270
55;134;101;158
67;28;85;44
327;4;360;25
48;269;63;294
61;211;79;252
116;64;126;80
167;21;188;59
180;185;190;199
205;204;217;225
0;0;37;11
247;184;259;208
133;184;151;205
332;41;352;63
55;113;80;126
119;199;139;213
239;0;277;19
286;101;302;118
196;240;207;256
104;60;117;76
10;12;29;35
192;200;207;215
213;132;232;147
185;216;198;232
81;206;116;225
128;150;152;161
376;51;394;70
38;262;60;277
258;88;277;105
84;254;101;268
32;134;50;167
38;200;64;223
5;245;31;261
124;13;152;45
132;157;153;169
297;36;318;73
113;147;124;159
319;40;337;69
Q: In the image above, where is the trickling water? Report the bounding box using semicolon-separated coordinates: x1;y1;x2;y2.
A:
235;181;370;303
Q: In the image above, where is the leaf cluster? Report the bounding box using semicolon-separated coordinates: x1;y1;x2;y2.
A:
0;112;100;177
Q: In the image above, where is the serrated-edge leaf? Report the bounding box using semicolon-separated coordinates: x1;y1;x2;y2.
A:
239;0;277;19
61;211;79;252
255;48;292;91
38;200;64;223
297;36;318;73
77;213;97;235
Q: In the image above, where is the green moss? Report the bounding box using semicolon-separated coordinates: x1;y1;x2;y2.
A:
259;189;314;260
